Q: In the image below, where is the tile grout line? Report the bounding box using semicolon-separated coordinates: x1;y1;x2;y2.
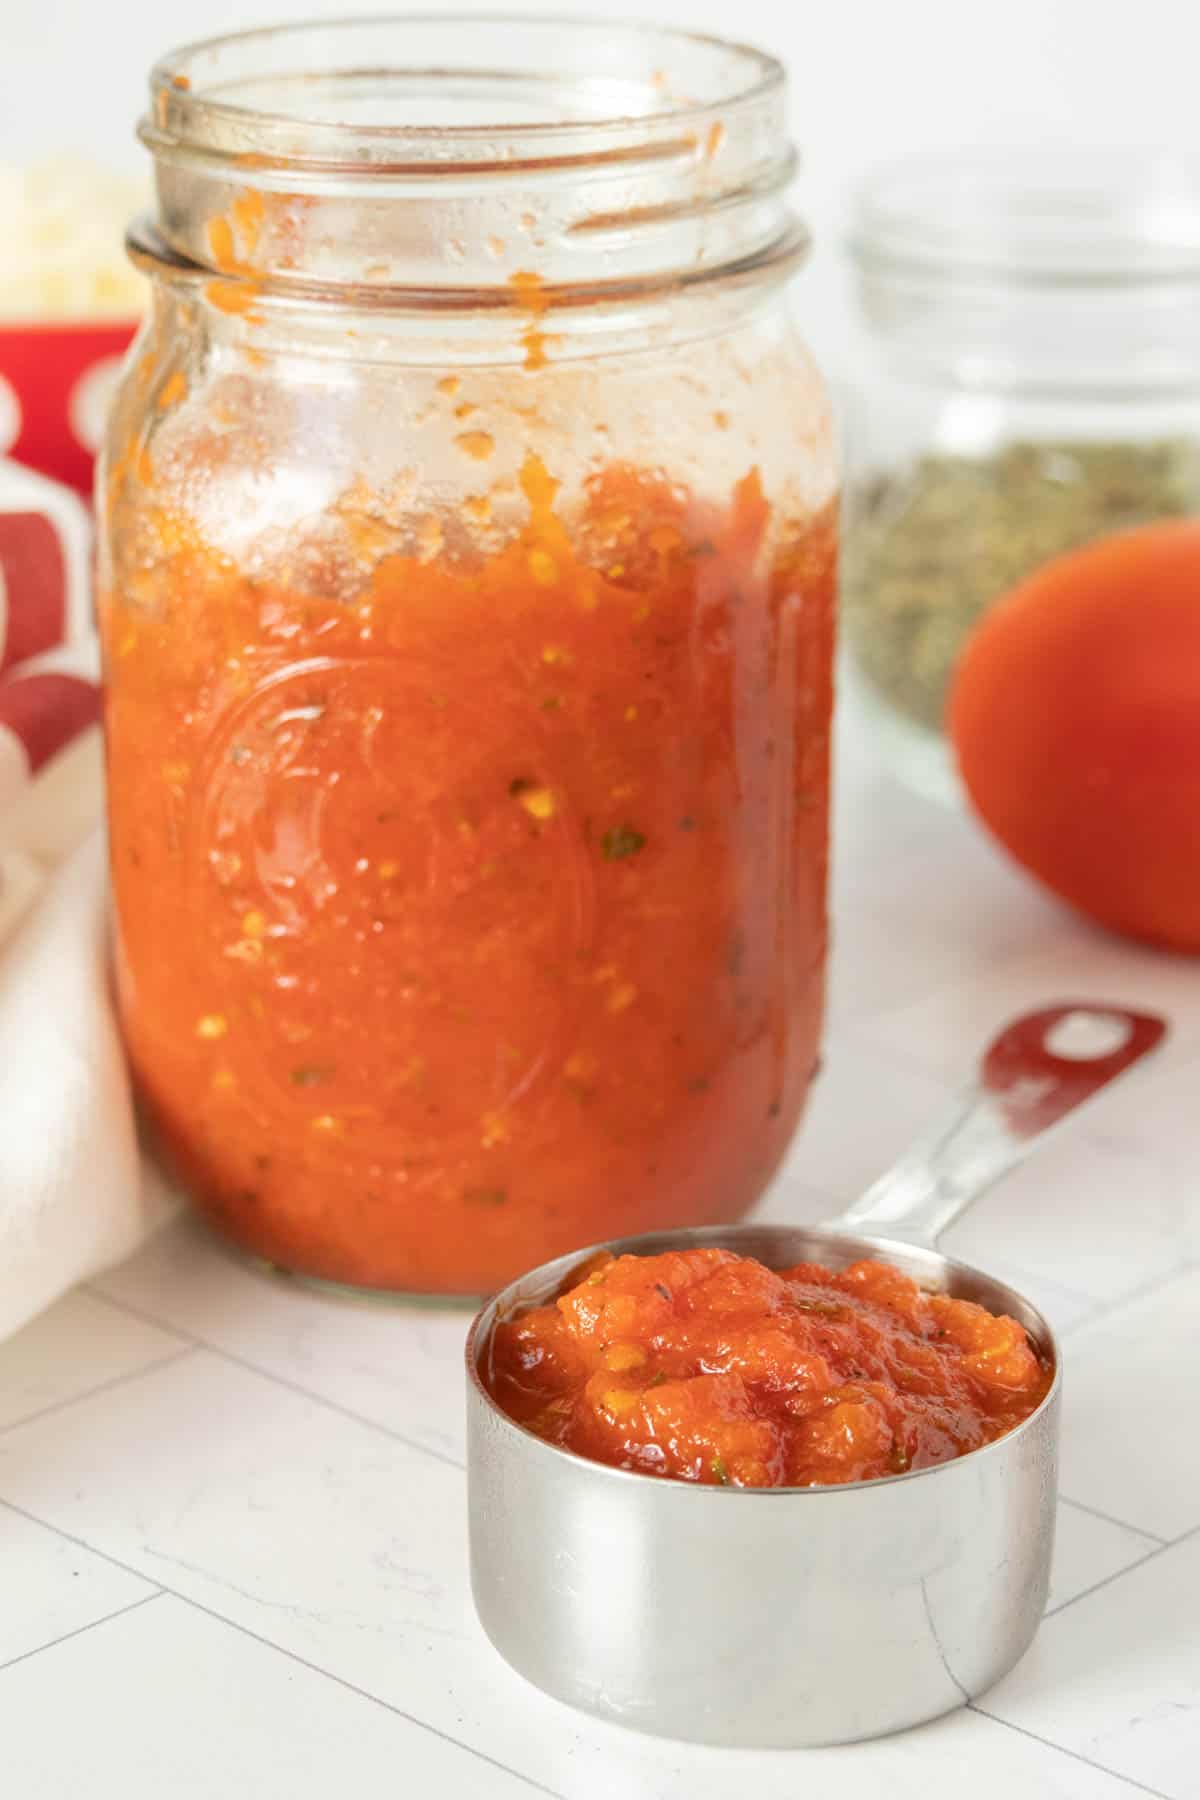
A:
977;1248;1196;1354
0;1497;562;1800
1056;1493;1168;1548
1044;1519;1200;1622
80;1284;224;1348
959;1219;1196;1351
173;1592;568;1800
967;1705;1171;1800
0;1587;166;1678
0;1345;197;1440
1053;1298;1103;1342
83;1284;467;1474
206;1344;466;1474
1062;1256;1200;1346
1042;1545;1167;1621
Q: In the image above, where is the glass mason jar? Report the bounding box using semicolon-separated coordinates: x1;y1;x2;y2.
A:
841;150;1200;803
99;18;837;1296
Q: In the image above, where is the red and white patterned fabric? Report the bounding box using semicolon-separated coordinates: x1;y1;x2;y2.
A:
0;455;97;870
0;641;101;806
0;456;171;1342
0;322;138;498
0;459;98;941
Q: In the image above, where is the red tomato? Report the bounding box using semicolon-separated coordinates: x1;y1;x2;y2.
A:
949;521;1200;952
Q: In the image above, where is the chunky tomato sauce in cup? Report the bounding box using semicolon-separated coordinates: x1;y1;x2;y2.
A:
485;1246;1053;1486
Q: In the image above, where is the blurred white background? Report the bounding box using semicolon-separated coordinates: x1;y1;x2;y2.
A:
4;0;1196;370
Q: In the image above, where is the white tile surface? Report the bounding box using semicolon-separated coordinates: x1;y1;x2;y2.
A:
0;1594;540;1799
0;1351;487;1700
1073;1053;1200;1267
91;1218;471;1466
830;723;951;910
982;1528;1200;1800
828;732;1070;1030
843;811;1073;978
1057;1268;1200;1543
941;1128;1195;1310
1047;1501;1161;1616
4;720;1199;1792
0;1501;155;1670
767;1031;955;1207
858;932;1200;1082
825;903;980;1033
0;1289;188;1432
782;1707;1159;1800
0;1349;1175;1800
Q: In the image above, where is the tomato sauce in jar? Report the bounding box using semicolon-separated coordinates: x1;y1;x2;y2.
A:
103;464;835;1293
484;1247;1053;1485
102;21;838;1294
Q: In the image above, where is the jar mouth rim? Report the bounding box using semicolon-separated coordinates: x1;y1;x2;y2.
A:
139;17;800;300
148;13;784;157
848;147;1200;287
126;211;809;314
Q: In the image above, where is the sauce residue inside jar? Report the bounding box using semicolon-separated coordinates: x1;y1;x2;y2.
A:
484;1247;1053;1486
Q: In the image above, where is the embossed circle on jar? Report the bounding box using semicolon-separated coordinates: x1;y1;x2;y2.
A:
190;655;597;1147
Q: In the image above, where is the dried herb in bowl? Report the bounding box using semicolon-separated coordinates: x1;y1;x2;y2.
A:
843;439;1200;731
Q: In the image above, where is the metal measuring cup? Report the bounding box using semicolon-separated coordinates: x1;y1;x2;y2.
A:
466;1003;1165;1747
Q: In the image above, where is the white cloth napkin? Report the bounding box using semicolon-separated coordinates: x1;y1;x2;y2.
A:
0;830;174;1339
0;457;172;1341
